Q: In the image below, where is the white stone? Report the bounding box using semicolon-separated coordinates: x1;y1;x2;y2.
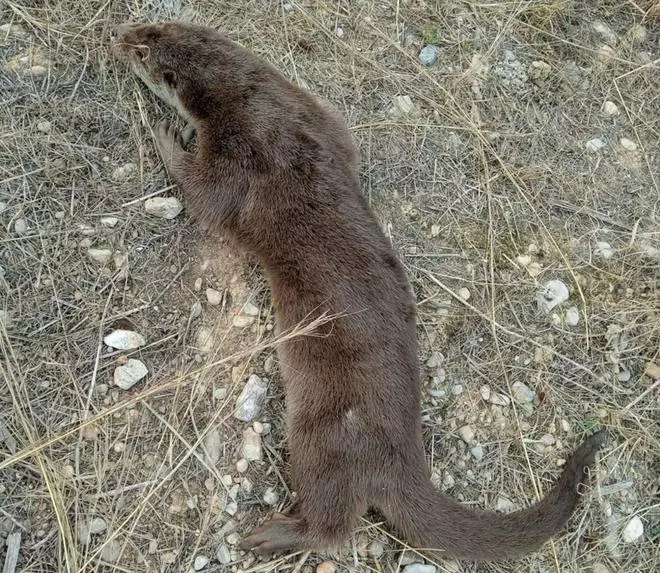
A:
194;555;210;570
496;495;516;512
458;287;470;300
622;516;643;543
390;95;416;116
242;301;260;316
630;25;646;44
206;288;223;306
14;218;28;234
203;428;222;466
236;459;248;473
565;306;580;326
104;329;145;350
100;216;119;227
241;428;262;461
601;101;619;116
37;120;52;133
111;163;135;181
114;359;148;390
144;197;184;219
419;46;438;66
512;381;536;404
196;326;215;354
404;564;436;573
470;445;484;460
234;375;268;421
88;248;113;265
592;21;618;45
540;434;555;446
232;314;255;328
88;517;107;534
216;544;231;564
458;425;476;445
595;241;615;259
586;138;606;152
619;137;637;151
263;487;279;505
537;279;569;312
100;539;121;562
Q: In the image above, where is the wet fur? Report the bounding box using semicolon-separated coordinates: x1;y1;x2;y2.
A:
113;21;606;561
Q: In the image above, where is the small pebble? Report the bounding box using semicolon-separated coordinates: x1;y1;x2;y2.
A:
630;24;646;44
236;458;249;473
619;137;637;151
196;326;215;353
194;555;210;570
100;216;119;227
470;445;484;460
586;138;606;152
242;301;260;316
622;516;643;543
564;306;580;326
592;564;613;573
426;352;444;368
194;277;203;291
458;425;476;445
644;362;660;380
263;487;279;505
419;45;438;66
512;381;536;404
389;95;416;116
316;562;336;573
190;301;203;319
367;540;384;558
104;329;145;350
144;197;184;219
216;544;231;564
496;495;516;512
14;218;28;235
451;384;463;395
111;163;135;181
232;314;255;328
537;279;569;312
234;375;268;422
601;101;619;116
206;288;223;306
37;120;52;133
114;359;148;390
403;564;437;573
241;428;262;461
458;287;470;300
595;241;615;259
100;539;121;563
88;248;113;265
203;428;222;466
88;517;107;534
540;434;555;446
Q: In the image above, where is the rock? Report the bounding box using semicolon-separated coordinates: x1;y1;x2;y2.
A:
596;44;616;63
540;434;555;446
528;60;551;82
114;359;148;390
426;352;444;368
190;301;202;319
586;138;606;152
263;487;279;505
592;21;618;45
206;288;223;306
100;216;119;227
512;381;535;404
88;517;107;534
242;301;260;316
367;540;384;558
492;50;528;91
194;277;203;291
316;562;336;573
236;458;248;473
111;163;135;181
14;218;28;234
537;279;569;312
592;563;613;573
100;539;121;562
496;495;516;512
144;197;184;219
419;46;437;66
389;95;416;116
451;384;463;396
458;287;470;300
196;326;215;353
216;544;231;564
264;354;276;373
203;428;222;466
644;362;660;380
234;375;268;421
470;445;484;460
480;385;491;401
619;137;637;151
622;516;643;543
232;314;255;328
104;329;145;350
403;564;436;573
601;101;619;116
88;248;113;264
37;120;52;133
564;306;580;326
194;555;210;570
458;425;476;445
241;428;262;461
595;241;615;260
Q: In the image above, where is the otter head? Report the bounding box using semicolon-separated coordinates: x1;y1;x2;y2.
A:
111;21;249;124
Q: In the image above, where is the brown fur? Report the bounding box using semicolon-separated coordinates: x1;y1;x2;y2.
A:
112;21;606;561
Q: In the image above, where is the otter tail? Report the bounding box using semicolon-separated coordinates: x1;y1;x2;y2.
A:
382;431;606;561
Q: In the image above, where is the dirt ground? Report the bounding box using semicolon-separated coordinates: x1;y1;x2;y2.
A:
1;1;659;572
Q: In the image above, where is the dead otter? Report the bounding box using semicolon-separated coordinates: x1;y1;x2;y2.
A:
112;21;606;561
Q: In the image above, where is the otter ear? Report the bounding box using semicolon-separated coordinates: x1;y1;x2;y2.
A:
163;69;177;88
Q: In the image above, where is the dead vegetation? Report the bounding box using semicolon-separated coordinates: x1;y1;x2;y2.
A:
1;1;658;572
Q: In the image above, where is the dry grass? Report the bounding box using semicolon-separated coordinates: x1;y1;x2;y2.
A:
1;1;658;572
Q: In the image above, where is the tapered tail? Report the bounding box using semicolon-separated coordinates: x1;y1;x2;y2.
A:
383;431;606;561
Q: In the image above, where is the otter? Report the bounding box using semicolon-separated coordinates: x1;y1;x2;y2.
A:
112;21;606;561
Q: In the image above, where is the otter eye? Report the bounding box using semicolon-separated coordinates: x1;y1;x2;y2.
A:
163;69;177;88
